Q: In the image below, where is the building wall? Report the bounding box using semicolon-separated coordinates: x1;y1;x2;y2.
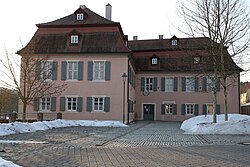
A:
135;72;240;121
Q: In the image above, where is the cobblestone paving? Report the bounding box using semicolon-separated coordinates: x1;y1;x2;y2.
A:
0;121;250;167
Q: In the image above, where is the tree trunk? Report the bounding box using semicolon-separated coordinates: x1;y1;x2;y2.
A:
223;78;228;121
22;103;27;121
213;89;217;123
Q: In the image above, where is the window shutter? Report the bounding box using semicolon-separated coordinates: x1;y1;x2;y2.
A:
105;61;111;81
78;61;83;81
203;104;207;115
87;97;92;112
173;104;177;115
195;77;199;92
203;77;207;92
181;104;186;115
161;77;165;91
61;61;67;80
194;104;199;115
51;97;56;112
141;77;145;91
87;61;93;81
216;79;220;92
77;97;82;112
35;62;41;80
216;104;220;114
104;97;110;112
52;61;58;80
34;97;39;111
60;97;65;111
174;77;178;92
153;77;157;91
161;104;165;115
182;77;186;92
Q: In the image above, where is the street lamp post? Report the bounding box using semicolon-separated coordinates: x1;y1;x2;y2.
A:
121;72;127;124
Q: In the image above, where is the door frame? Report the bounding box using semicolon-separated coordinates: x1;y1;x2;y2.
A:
141;103;156;120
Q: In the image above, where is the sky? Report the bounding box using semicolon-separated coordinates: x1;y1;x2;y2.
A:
0;0;250;84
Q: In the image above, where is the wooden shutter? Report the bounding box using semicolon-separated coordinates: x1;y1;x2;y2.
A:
216;104;220;114
78;61;83;81
104;97;110;112
86;97;92;112
51;97;56;112
161;104;165;115
34;97;39;111
181;104;186;115
153;77;157;91
60;97;65;111
203;104;207;115
195;77;199;92
216;79;220;92
174;77;178;92
77;97;82;112
141;77;145;91
35;62;41;80
173;104;177;115
105;61;111;81
203;77;207;92
61;61;67;80
87;61;93;81
182;77;186;92
161;78;165;91
52;61;58;80
194;104;199;115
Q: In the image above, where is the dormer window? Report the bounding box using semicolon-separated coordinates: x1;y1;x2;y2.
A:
71;35;79;44
193;57;201;64
152;58;158;65
172;39;177;46
170;35;179;46
77;13;84;20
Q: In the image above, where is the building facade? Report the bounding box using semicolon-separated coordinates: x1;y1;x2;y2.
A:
17;5;242;122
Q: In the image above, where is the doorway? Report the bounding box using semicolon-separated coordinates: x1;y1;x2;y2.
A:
143;104;155;120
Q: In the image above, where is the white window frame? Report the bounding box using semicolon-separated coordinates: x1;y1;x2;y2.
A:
165;77;174;92
66;97;77;111
172;39;177;46
41;61;53;80
186;77;195;92
71;35;79;44
76;13;84;20
93;61;105;81
93;97;105;112
151;58;158;65
40;97;51;111
145;77;153;92
165;104;173;114
206;76;213;92
193;57;200;64
185;104;195;115
67;61;78;80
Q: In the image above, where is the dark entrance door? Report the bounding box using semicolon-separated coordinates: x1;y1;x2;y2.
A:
143;104;154;120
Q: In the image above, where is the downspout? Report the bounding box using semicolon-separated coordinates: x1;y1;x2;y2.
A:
238;73;241;114
127;55;130;124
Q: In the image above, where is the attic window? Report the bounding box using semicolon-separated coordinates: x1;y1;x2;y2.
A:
76;13;84;20
172;40;177;46
193;57;201;64
71;35;79;44
151;58;158;65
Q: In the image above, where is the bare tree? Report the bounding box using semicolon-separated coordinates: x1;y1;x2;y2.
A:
179;0;250;122
0;49;66;121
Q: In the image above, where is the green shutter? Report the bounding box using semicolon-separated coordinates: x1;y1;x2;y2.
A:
34;97;39;111
87;61;93;81
203;77;207;92
77;97;82;112
141;77;145;91
78;61;83;81
203;104;207;115
104;97;110;112
161;104;165;115
216;104;220;114
60;97;65;111
195;77;199;92
161;78;165;91
35;62;41;80
174;77;178;92
87;97;92;112
194;104;199;115
52;61;58;80
182;77;186;92
61;61;67;80
51;97;56;112
105;61;111;81
181;104;186;115
153;77;157;91
173;104;177;115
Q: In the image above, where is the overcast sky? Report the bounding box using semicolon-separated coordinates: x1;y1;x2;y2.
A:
0;0;249;83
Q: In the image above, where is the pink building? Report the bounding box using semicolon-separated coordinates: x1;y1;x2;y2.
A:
17;5;241;122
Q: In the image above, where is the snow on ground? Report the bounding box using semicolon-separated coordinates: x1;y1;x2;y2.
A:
181;114;250;134
0;157;21;167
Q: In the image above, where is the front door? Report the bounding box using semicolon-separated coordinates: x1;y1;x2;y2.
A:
143;104;155;120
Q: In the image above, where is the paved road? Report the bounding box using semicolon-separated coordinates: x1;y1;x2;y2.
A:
0;121;249;167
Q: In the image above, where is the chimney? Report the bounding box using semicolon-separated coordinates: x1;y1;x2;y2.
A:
159;35;164;39
106;4;112;20
133;36;138;40
80;5;86;9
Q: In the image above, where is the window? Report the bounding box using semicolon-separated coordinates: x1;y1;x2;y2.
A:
76;13;84;20
67;97;77;111
71;35;79;44
41;61;53;80
151;58;158;65
193;57;200;64
145;77;153;91
67;62;78;80
186;104;195;115
172;40;177;46
165;104;173;114
93;61;105;80
205;104;213;115
186;77;195;91
93;97;104;111
40;97;51;111
207;77;213;92
165;77;174;92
